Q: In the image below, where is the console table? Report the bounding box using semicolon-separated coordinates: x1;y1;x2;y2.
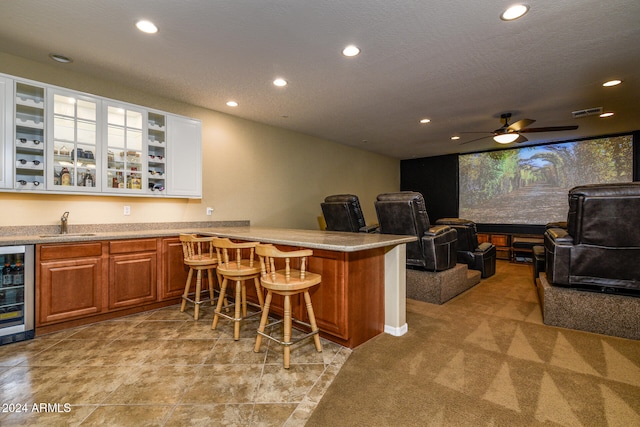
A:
477;232;544;263
201;226;416;348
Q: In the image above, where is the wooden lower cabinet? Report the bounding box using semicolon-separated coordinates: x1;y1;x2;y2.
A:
36;237;185;333
243;245;384;348
37;242;106;325
108;239;158;309
160;237;190;300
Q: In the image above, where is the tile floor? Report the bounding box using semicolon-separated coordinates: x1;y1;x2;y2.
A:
0;303;351;426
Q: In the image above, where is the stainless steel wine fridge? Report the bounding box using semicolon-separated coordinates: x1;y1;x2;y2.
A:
0;245;35;345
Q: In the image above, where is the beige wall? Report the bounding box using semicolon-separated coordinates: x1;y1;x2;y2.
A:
0;52;399;230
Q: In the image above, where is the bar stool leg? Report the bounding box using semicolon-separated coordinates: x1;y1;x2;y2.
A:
193;270;203;320
254;291;273;352
304;291;322;352
212;277;228;330
234;280;243;340
253;277;265;308
180;268;194;313
206;268;215;304
283;295;292;369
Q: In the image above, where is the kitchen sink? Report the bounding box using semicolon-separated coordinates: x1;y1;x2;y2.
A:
39;233;97;238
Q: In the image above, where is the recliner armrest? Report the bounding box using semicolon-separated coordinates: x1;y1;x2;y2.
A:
477;242;494;252
425;225;451;236
547;227;573;244
359;224;380;233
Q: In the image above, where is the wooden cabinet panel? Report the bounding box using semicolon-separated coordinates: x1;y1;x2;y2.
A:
109;251;157;309
160;237;190;300
110;238;157;254
40;242;103;260
305;249;347;338
37;256;104;325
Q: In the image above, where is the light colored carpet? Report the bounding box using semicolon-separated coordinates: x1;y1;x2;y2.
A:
306;261;640;426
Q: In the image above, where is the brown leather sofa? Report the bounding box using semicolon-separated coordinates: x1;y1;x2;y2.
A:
544;182;640;295
375;191;457;271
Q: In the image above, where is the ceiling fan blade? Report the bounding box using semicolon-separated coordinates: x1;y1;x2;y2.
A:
459;135;491;145
519;125;579;133
515;134;528;143
457;131;493;134
507;119;535;132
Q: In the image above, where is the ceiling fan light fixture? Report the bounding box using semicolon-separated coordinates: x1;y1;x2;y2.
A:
602;79;622;87
501;4;530;21
493;133;519;144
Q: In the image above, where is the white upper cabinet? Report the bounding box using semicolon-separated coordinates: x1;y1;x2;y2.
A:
1;73;202;198
166;115;202;198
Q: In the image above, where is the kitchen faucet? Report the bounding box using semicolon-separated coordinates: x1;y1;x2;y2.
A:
60;211;69;234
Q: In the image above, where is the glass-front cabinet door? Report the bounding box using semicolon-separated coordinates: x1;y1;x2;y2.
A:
104;103;145;193
49;90;99;190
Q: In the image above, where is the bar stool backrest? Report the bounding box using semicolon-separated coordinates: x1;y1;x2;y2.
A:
213;237;258;270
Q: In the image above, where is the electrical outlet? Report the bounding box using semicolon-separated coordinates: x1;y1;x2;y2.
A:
124;205;131;216
206;207;214;216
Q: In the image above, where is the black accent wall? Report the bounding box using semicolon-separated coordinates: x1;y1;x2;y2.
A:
400;154;458;223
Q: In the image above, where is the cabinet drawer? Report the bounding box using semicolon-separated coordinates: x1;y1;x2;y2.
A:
491;235;510;247
109;238;157;254
39;242;103;260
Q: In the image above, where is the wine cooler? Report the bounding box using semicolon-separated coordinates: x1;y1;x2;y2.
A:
0;245;34;345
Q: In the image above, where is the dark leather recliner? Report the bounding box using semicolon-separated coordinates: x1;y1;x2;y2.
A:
374;191;457;271
544;182;640;295
435;218;496;278
321;194;378;233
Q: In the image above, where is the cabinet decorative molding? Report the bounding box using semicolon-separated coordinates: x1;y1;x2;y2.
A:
1;73;202;198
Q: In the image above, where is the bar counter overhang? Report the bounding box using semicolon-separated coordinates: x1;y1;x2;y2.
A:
200;227;416;348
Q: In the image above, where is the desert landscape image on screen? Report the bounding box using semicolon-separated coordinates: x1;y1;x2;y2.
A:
458;135;633;225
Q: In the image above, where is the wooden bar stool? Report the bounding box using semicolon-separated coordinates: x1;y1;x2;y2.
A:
211;238;264;340
179;234;221;320
254;244;322;369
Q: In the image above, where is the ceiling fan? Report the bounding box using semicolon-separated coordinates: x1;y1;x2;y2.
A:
460;113;578;145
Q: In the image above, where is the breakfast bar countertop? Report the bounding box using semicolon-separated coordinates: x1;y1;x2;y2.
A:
199;226;417;252
0;224;416;251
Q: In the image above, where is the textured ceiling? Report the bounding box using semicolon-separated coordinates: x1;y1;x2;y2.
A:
0;0;638;159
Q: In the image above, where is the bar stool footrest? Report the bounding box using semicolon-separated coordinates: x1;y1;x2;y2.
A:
257;317;319;347
182;289;223;305
214;300;262;322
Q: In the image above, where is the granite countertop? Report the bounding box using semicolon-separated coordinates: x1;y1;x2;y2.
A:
200;226;417;252
0;223;416;252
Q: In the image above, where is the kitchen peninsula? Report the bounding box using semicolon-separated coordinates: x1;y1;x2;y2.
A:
1;224;415;348
200;227;416;347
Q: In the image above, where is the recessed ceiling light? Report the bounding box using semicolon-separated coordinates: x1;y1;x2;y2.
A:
419;118;431;124
226;101;238;107
136;20;158;34
600;112;614;118
49;53;73;63
603;79;622;87
342;45;360;57
273;78;287;87
501;4;530;21
451;136;460;140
